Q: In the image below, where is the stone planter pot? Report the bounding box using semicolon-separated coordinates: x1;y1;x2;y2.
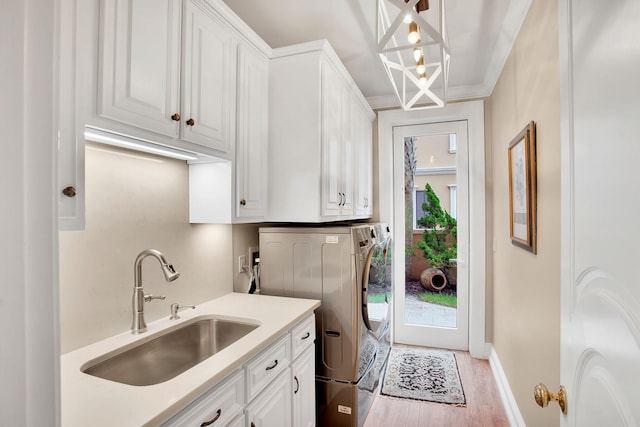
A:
419;268;447;291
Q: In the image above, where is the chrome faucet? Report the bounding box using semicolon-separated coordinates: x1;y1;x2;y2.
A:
131;249;180;334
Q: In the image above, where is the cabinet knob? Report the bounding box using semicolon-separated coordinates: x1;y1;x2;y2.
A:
186;118;195;126
240;199;247;206
62;186;76;198
171;113;181;121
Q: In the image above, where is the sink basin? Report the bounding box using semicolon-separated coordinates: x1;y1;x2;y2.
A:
81;316;260;386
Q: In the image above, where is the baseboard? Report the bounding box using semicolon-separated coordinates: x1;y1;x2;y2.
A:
488;345;526;427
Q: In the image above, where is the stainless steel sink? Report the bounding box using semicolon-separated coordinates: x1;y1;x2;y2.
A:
81;316;260;386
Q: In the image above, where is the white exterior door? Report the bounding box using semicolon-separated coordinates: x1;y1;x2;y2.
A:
559;0;640;425
392;120;469;350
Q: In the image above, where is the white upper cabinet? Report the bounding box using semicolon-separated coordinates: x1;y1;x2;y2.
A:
181;0;235;152
60;0;272;229
188;40;269;224
269;40;374;223
235;43;268;220
58;0;85;231
98;0;182;139
97;0;236;155
321;63;355;218
355;106;373;216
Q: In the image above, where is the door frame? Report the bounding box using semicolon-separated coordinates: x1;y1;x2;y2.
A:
377;100;487;358
392;121;470;349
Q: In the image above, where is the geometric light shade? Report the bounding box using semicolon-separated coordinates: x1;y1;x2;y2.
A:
376;0;450;110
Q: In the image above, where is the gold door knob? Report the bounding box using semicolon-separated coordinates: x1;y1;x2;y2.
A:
186;118;195;126
62;186;76;197
534;383;567;414
171;113;181;121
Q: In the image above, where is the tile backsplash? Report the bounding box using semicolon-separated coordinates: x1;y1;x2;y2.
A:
59;142;232;353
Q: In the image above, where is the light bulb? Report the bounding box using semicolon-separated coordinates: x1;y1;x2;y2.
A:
413;47;423;62
419;72;428;86
416;57;426;75
403;13;412;24
408;22;420;44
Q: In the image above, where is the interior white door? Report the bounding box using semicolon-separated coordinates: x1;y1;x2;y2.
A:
560;0;640;425
392;120;469;350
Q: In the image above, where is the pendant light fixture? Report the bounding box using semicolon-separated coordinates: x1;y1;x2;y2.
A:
376;0;450;110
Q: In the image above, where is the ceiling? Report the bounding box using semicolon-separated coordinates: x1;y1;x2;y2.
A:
221;0;532;109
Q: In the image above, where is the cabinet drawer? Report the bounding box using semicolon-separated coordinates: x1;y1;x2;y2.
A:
162;369;244;427
290;315;316;360
245;335;290;401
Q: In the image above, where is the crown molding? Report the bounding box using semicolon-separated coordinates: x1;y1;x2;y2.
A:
481;0;532;95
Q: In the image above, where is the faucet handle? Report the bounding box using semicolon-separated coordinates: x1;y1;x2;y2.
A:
170;303;196;320
144;294;166;303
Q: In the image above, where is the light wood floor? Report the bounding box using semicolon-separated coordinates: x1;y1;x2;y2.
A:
363;348;509;427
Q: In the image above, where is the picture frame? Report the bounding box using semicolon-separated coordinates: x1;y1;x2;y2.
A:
508;121;537;253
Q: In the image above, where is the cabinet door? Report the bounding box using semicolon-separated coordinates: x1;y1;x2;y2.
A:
355;108;373;216
181;0;235;153
246;368;292;427
59;0;85;230
292;347;316;427
98;0;182;138
235;42;268;220
340;91;356;216
321;61;344;217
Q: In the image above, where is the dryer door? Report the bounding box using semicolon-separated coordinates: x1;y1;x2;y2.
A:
361;241;391;339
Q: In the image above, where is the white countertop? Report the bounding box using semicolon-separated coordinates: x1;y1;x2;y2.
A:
61;292;320;426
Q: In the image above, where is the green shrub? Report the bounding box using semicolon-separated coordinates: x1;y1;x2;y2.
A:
416;183;457;270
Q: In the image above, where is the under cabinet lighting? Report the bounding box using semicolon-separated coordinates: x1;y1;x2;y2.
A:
84;126;200;161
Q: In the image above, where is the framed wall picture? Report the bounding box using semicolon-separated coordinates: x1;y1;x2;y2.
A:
508;121;537;253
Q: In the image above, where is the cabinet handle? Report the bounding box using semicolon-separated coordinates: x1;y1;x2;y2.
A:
62;186;76;198
200;408;221;426
186;118;195;126
265;359;278;371
294;375;300;394
338;192;344;206
251;423;256;427
301;332;310;340
240;198;247;206
171;113;181;121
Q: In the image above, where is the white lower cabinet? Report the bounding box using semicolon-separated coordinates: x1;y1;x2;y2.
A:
161;369;244;426
292;346;316;427
245;368;292;427
161;314;315;427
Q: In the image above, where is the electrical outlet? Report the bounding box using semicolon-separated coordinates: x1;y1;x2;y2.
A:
238;255;247;273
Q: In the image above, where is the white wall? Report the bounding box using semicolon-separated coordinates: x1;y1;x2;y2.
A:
489;0;561;425
59;142;233;353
